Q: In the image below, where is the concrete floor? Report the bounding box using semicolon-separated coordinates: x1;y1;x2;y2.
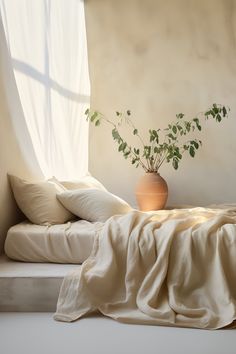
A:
0;313;235;354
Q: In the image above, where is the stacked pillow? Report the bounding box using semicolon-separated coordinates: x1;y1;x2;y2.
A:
9;175;74;225
59;175;107;191
9;174;132;225
57;188;132;223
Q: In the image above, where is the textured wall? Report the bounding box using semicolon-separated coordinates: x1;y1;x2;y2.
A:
85;0;236;207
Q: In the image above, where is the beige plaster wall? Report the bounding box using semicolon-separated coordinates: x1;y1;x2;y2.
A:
85;0;236;207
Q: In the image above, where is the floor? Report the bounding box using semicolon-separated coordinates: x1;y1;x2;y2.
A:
0;313;235;354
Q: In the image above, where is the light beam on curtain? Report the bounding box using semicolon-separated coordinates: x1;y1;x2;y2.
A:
0;0;90;179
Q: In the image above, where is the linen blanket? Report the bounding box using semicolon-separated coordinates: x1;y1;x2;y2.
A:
54;207;236;329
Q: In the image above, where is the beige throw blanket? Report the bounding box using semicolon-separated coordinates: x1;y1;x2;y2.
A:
54;207;236;329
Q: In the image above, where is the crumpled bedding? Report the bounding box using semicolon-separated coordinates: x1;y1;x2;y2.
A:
54;207;236;329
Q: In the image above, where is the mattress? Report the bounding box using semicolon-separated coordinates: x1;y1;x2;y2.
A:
5;220;103;264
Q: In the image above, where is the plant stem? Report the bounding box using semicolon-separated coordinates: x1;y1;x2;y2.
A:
100;114;148;171
125;114;151;170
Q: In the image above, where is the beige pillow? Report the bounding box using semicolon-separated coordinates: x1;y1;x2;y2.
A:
58;175;107;191
9;175;74;225
57;189;133;222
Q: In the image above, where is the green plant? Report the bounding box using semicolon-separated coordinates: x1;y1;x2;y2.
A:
85;104;229;173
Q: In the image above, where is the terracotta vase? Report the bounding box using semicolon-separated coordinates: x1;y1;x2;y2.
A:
135;172;168;211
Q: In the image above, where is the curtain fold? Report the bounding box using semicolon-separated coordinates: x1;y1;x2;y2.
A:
0;0;90;179
0;14;43;176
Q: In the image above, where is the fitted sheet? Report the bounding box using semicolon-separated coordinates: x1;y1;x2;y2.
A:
5;220;102;264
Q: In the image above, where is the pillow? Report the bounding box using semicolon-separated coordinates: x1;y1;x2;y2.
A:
9;175;74;225
57;175;107;191
57;189;133;222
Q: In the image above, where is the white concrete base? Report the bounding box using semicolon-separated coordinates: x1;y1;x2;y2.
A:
0;255;80;311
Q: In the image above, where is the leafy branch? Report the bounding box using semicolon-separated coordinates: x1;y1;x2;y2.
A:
85;103;230;172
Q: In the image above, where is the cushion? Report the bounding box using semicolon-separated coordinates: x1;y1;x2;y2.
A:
9;175;74;225
57;189;133;222
58;175;107;191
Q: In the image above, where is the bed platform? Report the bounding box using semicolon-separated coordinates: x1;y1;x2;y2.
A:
0;219;99;312
0;254;79;312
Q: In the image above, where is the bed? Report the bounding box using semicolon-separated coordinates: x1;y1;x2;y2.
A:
4;174;236;329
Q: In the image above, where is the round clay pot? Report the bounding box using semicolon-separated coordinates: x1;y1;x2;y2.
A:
135;172;168;211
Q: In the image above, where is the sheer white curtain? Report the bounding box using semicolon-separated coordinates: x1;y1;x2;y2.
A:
0;0;90;179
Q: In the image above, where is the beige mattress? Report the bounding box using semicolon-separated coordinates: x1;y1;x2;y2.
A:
5;220;102;264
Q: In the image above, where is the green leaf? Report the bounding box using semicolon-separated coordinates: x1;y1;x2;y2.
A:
216;114;222;122
167;133;176;140
95;119;100;126
172;159;179;170
191;141;199;149
85;108;90;115
174;148;182;159
143;146;151;158
212;104;219;115
112;128;120;140
172;125;177;134
150;135;155;142
197;124;201;131
91;112;98;122
124;151;131;158
185;122;191;132
209;109;215;117
152;130;157;137
189;146;195;157
222;106;227;117
133;129;138;135
119;143;126;152
177;113;184;119
177;124;182;132
204;111;211;118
